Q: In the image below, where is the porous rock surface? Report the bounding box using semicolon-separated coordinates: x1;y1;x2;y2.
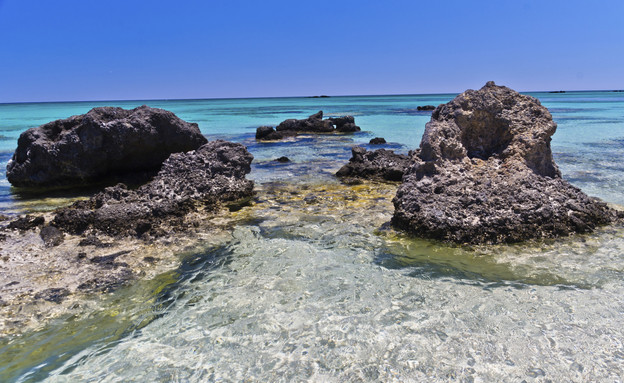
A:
256;111;360;140
7;105;208;188
392;81;620;244
53;140;254;237
336;146;411;182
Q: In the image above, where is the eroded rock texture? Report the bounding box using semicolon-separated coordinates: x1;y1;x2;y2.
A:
53;140;254;237
392;81;620;244
7;105;207;188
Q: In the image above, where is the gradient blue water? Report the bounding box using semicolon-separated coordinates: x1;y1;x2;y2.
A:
2;91;624;382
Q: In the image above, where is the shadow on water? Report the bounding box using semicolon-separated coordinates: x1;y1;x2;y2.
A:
0;243;236;383
374;234;594;290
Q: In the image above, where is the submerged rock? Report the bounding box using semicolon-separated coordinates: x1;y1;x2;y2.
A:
336;146;410;182
417;105;436;111
257;111;360;140
393;81;620;244
7;105;208;189
40;225;64;247
53;140;254;237
369;137;387;145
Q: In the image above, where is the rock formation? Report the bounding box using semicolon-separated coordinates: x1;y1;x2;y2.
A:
392;81;620;244
256;111;360;140
53;140;254;237
417;105;436;111
369;137;387;145
336;146;411;182
7;105;207;188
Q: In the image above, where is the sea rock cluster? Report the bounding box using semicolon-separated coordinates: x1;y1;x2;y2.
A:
392;81;620;244
336;146;411;182
6;105;207;188
256;111;360;140
52;140;254;237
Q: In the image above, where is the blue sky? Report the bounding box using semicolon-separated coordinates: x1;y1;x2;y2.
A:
0;0;622;102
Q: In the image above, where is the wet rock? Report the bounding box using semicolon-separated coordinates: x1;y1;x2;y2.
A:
78;235;113;248
52;140;254;237
275;156;290;163
369;137;387;145
7;215;45;231
417;105;436;111
328;116;361;132
262;111;360;140
336;146;410;182
393;81;620;244
40;225;64;247
256;126;284;140
7;105;208;189
34;288;70;303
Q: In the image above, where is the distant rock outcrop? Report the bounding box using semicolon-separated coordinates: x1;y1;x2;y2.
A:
6;105;207;189
336;146;411;182
256;111;360;140
53;140;254;237
392;81;621;244
369;137;387;145
416;105;436;111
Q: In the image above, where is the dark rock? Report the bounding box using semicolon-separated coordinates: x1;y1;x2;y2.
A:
8;215;45;231
90;250;131;268
78;235;113;248
369;137;387;145
274;111;359;136
7;105;208;189
329;116;361;132
392;81;620;244
336;146;410;182
34;288;70;303
275;156;290;163
417;105;436;111
256;126;284;140
40;225;64;247
53;140;254;237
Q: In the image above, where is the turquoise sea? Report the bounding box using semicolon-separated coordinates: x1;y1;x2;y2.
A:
1;91;624;381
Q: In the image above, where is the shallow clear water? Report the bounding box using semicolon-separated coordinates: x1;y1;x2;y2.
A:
1;91;624;382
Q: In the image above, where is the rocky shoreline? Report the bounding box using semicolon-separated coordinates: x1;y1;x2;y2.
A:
2;84;622;333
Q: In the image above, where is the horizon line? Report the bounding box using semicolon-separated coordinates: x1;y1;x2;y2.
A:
1;88;623;106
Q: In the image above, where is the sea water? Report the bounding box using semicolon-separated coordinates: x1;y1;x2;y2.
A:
0;91;623;381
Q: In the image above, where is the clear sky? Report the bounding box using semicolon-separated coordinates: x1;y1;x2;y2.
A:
0;0;622;103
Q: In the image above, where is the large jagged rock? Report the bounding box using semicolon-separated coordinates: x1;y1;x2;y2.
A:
336;146;411;182
52;140;254;237
392;81;620;244
256;111;360;140
7;105;208;188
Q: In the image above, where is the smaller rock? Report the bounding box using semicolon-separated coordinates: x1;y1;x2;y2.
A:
417;105;436;111
8;215;45;231
34;288;70;303
78;235;113;248
275;156;291;163
369;137;387;145
40;225;64;247
336;146;410;182
256;126;284;140
329;116;361;132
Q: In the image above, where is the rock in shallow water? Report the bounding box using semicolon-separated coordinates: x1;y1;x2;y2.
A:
336;146;411;182
256;111;360;140
6;105;208;189
392;81;621;244
52;140;254;237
